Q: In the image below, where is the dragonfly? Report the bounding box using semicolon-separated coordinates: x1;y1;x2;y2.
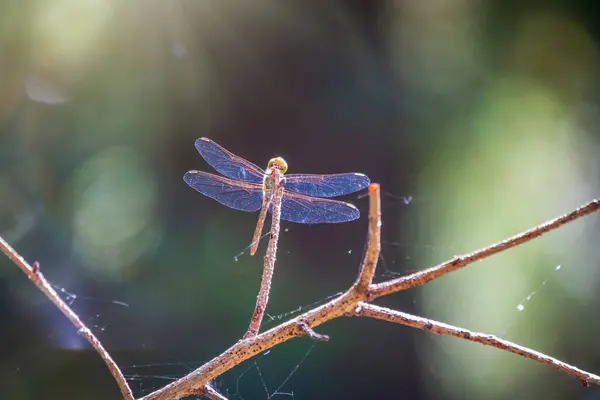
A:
184;137;371;255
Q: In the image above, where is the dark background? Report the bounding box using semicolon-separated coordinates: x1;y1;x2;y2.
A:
2;1;600;399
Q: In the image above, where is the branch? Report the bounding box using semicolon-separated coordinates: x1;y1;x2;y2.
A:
353;183;381;292
142;193;600;400
244;168;285;339
6;182;598;399
369;198;600;299
353;303;600;386
0;236;134;400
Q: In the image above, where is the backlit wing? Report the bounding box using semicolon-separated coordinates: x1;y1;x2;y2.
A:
184;170;263;211
284;173;370;197
272;191;360;224
194;137;265;183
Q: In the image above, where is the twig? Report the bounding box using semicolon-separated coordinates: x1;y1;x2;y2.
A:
244;168;285;339
369;198;600;299
0;236;134;400
299;320;329;342
353;183;381;292
354;302;600;385
143;192;600;400
200;383;228;400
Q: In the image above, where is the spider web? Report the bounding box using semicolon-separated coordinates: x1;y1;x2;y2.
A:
29;276;330;398
121;292;336;398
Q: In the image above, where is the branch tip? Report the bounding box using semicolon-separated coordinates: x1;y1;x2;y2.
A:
368;183;380;193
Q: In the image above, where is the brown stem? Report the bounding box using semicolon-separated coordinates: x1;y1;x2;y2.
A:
0;236;134;400
243;169;285;339
353;183;381;293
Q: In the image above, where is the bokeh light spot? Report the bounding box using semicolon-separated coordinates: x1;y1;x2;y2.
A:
69;146;159;278
32;0;114;73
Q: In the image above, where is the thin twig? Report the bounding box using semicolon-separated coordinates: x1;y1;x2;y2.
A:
143;194;600;400
0;236;134;400
299;320;329;342
354;302;600;386
200;383;228;400
354;183;381;293
369;198;600;299
244;168;285;339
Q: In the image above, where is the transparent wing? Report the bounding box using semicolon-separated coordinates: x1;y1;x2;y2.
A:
284;173;370;197
272;191;360;224
183;170;263;211
194;137;265;183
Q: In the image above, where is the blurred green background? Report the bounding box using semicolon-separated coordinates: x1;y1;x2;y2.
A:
1;1;600;399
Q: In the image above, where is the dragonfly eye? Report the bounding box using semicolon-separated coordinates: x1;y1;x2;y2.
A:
267;157;288;174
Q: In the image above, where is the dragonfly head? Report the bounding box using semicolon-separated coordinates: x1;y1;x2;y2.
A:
267;157;288;174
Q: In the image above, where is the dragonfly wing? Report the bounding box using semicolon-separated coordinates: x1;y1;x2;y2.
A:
194;137;264;183
184;170;263;212
284;173;370;197
272;191;360;224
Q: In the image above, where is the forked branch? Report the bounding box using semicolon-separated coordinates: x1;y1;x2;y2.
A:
142;187;600;400
3;185;600;400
